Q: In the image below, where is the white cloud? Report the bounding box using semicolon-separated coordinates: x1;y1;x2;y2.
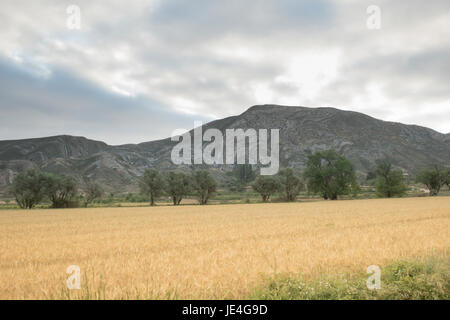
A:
0;0;449;144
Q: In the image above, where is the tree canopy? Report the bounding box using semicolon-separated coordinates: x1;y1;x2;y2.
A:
166;171;191;205
277;168;303;201
303;150;359;200
416;166;450;196
139;169;165;206
192;170;217;205
83;180;103;207
233;164;255;185
43;174;78;208
374;160;407;198
252;175;281;202
12;170;47;209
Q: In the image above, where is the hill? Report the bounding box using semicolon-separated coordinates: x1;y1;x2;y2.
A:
0;105;449;194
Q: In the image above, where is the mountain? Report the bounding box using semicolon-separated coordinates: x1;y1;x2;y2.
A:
1;105;449;195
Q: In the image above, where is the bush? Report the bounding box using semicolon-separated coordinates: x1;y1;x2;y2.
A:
124;193;148;203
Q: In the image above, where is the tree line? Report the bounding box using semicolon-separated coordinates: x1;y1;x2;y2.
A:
11;171;102;209
139;169;217;206
251;150;449;202
9;149;450;209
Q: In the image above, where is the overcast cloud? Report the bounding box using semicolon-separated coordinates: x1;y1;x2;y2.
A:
0;0;449;144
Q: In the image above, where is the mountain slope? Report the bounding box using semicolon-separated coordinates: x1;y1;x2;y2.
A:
0;105;449;194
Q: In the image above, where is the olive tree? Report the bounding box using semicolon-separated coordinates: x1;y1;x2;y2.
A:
83;180;103;207
252;175;281;202
277;168;303;201
43;174;78;208
374;160;407;198
11;169;47;209
139;169;165;206
192;170;217;205
416;166;449;196
166;171;191;205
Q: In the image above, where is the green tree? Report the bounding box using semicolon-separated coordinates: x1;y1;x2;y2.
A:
82;180;103;207
252;175;281;202
11;169;47;209
233;164;255;185
192;170;217;205
43;174;78;208
303;150;359;200
277;168;303;201
416;166;449;196
374;161;407;198
166;171;191;205
139;169;165;206
445;169;450;189
366;170;377;182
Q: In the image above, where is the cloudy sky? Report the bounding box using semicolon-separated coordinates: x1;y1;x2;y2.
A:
0;0;449;145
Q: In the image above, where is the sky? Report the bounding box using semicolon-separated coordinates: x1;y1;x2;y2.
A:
0;0;449;145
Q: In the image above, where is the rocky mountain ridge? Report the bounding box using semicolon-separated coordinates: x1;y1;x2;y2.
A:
1;105;449;194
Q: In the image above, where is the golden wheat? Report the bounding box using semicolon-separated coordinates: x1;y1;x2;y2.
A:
0;197;449;299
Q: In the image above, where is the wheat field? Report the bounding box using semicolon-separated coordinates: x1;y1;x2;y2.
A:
0;197;449;299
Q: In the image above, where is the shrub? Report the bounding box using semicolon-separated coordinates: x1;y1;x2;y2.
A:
250;257;449;300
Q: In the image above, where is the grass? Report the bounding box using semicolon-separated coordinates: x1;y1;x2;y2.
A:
0;197;448;299
250;256;449;300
